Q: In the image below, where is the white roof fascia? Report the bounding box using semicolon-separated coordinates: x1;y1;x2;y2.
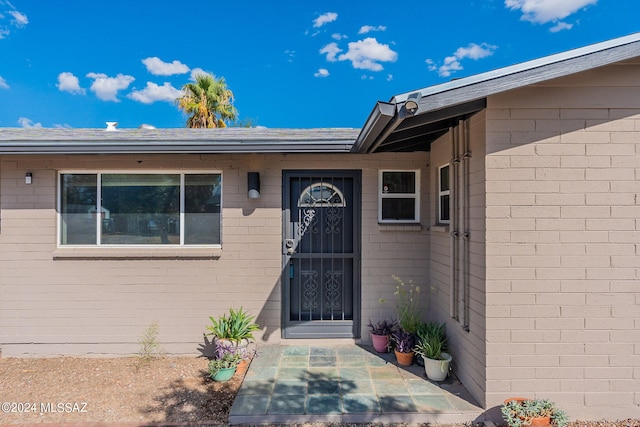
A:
391;32;640;105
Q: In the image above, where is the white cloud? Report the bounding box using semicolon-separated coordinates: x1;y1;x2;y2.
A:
313;12;337;28
314;68;330;78
0;75;8;89
505;0;597;24
189;68;215;81
550;21;573;32
53;123;73;129
56;72;85;95
337;37;398;72
320;42;342;62
86;72;135;102
8;9;27;26
284;50;295;62
429;42;497;77
358;25;386;34
18;117;42;128
142;57;190;76
0;1;27;39
128;82;182;104
332;33;347;40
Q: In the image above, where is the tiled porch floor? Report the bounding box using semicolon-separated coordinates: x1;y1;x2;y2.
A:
229;344;484;424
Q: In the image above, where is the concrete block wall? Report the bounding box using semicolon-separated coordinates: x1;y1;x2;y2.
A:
0;152;429;356
484;60;640;419
427;112;488;408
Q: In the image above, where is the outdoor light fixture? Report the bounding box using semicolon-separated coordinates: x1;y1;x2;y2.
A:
403;92;421;115
248;172;260;199
25;172;32;185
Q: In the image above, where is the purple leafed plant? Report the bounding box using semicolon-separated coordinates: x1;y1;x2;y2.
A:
391;329;415;353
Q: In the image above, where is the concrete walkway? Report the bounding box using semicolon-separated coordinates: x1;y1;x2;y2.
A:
229;344;483;425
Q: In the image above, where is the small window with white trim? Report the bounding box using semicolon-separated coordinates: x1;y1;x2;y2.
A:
378;170;420;223
58;172;222;246
438;165;450;224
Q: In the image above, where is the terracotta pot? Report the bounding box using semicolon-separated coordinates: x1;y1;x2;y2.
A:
370;333;389;353
394;350;414;366
528;416;551;427
504;397;530;405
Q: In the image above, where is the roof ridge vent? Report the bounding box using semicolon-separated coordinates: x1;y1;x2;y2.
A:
105;122;118;131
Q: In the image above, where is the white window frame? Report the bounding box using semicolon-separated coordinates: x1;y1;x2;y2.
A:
57;170;222;248
378;170;420;223
438;164;450;224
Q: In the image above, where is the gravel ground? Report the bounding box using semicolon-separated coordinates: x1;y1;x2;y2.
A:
0;356;639;426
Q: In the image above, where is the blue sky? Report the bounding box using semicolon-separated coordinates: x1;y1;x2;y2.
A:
0;0;638;129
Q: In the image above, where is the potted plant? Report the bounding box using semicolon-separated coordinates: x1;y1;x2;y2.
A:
413;321;451;381
391;329;415;366
367;318;396;353
501;398;569;427
208;342;244;382
206;307;260;356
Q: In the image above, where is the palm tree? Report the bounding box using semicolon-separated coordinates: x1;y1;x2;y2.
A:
177;73;238;128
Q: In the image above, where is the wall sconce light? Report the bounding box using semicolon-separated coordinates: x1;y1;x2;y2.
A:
403;92;421;115
248;172;260;199
25;172;32;185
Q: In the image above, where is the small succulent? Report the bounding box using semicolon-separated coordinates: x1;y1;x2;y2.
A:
501;399;569;427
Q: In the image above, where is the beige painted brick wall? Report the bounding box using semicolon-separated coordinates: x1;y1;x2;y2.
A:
484;61;640;420
0;152;429;356
427;111;487;408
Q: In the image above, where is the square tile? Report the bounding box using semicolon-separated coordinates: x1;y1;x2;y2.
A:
279;355;309;367
236;379;275;395
283;346;310;356
306;394;342;414
230;394;270;416
372;379;407;395
336;355;365;367
310;346;337;357
378;394;418;413
277;367;308;380
412;394;456;412
363;355;390;366
340;379;374;395
342;394;380;413
273;379;307;395
245;367;277;380
307;367;340;380
368;366;400;380
338;367;369;380
406;379;443;395
309;356;337;367
268;394;306;415
308;378;340;395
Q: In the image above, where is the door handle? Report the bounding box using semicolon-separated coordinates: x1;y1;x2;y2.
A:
284;239;295;255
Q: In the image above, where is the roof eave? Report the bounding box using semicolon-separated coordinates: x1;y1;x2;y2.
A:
351;102;396;153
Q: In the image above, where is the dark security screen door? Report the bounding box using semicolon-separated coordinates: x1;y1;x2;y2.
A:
283;171;361;338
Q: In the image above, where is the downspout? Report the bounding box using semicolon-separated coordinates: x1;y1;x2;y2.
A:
462;117;471;332
449;122;459;320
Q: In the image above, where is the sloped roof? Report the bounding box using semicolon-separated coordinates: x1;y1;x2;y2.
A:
0;128;359;154
353;32;640;154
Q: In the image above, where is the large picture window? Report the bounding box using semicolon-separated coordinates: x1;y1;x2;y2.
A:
59;172;221;246
378;170;420;223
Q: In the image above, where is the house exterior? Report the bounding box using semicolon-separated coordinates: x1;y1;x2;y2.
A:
2;33;640;420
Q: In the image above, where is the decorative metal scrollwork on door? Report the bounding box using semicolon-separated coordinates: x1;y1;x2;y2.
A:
297;183;346;238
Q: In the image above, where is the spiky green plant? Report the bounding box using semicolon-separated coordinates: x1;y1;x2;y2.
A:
206;307;260;343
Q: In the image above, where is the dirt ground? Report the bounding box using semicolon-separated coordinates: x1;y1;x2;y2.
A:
0;356;639;426
0;355;242;425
